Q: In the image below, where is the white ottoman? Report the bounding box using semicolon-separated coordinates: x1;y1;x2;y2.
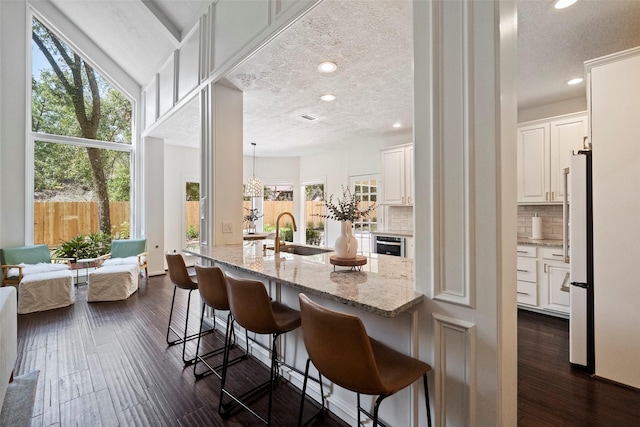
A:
18;270;75;314
87;264;139;302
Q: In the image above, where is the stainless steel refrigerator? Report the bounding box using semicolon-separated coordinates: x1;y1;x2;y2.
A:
568;150;595;373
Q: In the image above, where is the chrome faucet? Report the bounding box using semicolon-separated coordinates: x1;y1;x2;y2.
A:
274;212;297;253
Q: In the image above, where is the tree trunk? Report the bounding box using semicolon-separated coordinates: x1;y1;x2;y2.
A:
86;147;111;235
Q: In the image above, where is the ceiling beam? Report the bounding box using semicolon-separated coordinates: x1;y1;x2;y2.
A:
140;0;181;44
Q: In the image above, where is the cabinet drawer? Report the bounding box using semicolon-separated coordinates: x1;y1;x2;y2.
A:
517;280;537;305
540;247;567;263
517;245;536;258
517;257;537;282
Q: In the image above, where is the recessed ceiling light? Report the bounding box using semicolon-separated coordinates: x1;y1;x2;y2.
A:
320;94;336;102
317;62;337;73
392;122;402;128
567;77;583;85
553;0;578;10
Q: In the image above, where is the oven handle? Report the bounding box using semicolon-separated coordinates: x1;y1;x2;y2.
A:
377;241;403;247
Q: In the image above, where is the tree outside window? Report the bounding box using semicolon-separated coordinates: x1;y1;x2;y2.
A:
31;17;133;246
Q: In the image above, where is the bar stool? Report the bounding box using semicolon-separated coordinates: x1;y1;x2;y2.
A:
297;293;432;427
219;274;301;425
165;254;212;365
193;265;248;379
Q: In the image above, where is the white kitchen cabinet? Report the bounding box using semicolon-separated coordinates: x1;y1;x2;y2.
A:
405;236;414;259
381;144;413;205
540;247;570;314
517;245;570;316
517;112;587;204
516;245;537;306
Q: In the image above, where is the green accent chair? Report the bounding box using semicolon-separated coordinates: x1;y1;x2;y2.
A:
0;244;75;314
1;244;71;287
98;239;148;280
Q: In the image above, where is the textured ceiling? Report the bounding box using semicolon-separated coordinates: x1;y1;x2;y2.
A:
517;0;640;110
224;0;414;157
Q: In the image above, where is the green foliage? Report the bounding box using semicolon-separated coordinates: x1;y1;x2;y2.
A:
305;184;324;201
111;222;130;240
186;225;199;239
280;226;293;242
306;228;321;246
54;233;111;261
186;182;200;201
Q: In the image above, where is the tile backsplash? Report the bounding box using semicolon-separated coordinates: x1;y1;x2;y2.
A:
386;206;413;231
517;205;565;240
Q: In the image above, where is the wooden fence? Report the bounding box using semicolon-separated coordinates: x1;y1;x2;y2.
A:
34;200;329;247
34;201;130;245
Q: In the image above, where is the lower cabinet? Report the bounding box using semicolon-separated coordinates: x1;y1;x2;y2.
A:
517;245;570;317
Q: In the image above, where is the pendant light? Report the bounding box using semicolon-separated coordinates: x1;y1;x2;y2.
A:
245;142;263;198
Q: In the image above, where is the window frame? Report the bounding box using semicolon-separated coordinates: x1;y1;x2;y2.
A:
26;9;140;244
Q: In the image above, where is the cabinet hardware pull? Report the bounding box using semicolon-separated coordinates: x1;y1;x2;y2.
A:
546;191;549;201
517;291;529;295
552;191;555;200
517;269;528;273
517;250;528;254
402;196;405;204
552;253;563;257
544;263;547;273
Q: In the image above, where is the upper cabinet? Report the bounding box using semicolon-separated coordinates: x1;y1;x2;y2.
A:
381;144;413;205
517;112;587;204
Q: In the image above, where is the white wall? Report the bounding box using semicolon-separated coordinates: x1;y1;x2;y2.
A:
0;0;28;247
518;96;587;123
164;144;200;256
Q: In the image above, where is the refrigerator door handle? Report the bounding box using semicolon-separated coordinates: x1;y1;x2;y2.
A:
563;167;570;263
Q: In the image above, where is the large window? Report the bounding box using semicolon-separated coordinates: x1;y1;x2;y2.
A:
31;16;134;248
304;183;325;246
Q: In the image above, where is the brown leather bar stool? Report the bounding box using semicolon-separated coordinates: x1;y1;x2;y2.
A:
165;254;212;365
297;293;432;427
219;274;301;425
193;265;248;379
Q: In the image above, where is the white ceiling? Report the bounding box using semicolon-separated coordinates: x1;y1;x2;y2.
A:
46;0;640;156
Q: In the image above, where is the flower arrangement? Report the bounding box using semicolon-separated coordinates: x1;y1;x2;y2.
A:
243;208;263;222
316;186;377;222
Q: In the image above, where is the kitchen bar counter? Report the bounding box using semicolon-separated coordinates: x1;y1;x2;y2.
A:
184;244;423;317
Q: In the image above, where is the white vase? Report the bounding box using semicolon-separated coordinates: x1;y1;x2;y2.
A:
334;220;358;259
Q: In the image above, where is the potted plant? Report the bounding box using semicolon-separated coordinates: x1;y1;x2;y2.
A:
315;186;376;259
54;232;111;263
243;208;263;234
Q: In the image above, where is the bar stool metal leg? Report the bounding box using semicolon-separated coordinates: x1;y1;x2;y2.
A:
193;307;249;379
166;287;212;365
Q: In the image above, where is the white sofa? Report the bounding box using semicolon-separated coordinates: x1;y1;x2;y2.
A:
0;286;17;413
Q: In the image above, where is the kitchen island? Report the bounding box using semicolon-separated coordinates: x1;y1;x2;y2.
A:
183;242;424;426
183;243;423;317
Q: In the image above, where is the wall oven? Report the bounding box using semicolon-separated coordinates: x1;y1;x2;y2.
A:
373;235;405;257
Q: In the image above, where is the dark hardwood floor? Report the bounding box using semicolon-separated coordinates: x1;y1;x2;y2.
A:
518;309;640;426
14;273;347;427
14;273;640;426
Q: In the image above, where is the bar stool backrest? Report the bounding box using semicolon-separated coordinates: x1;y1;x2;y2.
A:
166;254;197;290
194;265;229;310
298;294;386;395
225;275;279;334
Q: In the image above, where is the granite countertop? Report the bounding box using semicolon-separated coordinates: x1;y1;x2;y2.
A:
184;244;423;317
371;229;414;237
517;237;563;248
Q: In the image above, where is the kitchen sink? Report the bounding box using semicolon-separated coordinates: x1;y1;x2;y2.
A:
274;245;333;256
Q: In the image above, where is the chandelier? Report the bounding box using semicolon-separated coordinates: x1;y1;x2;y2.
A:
245;142;262;198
